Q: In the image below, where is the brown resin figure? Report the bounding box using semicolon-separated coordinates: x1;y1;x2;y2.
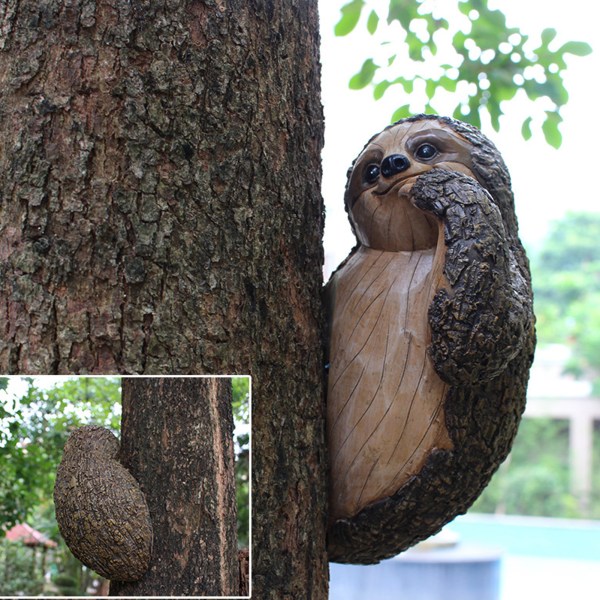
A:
54;426;153;581
326;114;535;563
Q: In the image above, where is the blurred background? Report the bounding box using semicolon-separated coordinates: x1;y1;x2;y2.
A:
321;1;600;599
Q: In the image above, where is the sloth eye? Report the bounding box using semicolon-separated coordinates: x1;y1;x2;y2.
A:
364;163;381;184
415;143;438;160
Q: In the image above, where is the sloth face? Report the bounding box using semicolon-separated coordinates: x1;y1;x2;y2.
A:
346;120;478;252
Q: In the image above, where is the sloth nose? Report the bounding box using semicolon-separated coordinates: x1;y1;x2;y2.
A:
381;154;410;178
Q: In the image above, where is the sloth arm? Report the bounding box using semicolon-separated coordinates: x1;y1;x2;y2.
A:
411;168;533;385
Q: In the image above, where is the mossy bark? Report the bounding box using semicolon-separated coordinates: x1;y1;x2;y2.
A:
0;2;327;597
111;377;238;596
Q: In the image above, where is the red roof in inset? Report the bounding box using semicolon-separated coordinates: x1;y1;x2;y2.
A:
5;523;57;548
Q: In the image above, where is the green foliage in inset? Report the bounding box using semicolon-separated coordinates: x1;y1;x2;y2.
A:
0;538;46;596
334;0;592;147
52;574;78;587
232;377;250;548
51;573;80;596
0;377;121;529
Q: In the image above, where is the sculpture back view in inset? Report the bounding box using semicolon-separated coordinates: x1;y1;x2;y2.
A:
325;114;535;563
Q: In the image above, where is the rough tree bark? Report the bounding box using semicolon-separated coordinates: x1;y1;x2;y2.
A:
111;377;238;596
0;1;327;598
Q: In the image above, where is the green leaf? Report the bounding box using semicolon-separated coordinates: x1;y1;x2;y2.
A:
534;77;569;106
425;79;436;100
541;28;557;47
462;96;482;129
398;77;414;93
487;99;502;132
458;1;471;16
495;84;518;102
373;77;414;100
334;0;366;37
523;78;569;105
427;18;449;35
387;0;419;28
407;33;426;61
438;76;457;92
559;41;593;57
542;111;563;148
391;104;411;123
367;10;379;35
452;105;465;120
484;8;508;31
452;31;468;56
349;58;378;90
521;117;533;140
373;80;391;100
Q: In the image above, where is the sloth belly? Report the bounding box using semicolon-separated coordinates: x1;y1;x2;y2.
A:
327;246;453;521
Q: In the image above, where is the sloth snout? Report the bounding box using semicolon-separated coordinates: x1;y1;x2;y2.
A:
381;154;410;178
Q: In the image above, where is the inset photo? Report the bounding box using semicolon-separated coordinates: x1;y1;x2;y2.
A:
0;376;251;598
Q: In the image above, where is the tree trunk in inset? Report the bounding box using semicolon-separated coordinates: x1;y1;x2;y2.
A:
0;2;327;597
111;377;238;596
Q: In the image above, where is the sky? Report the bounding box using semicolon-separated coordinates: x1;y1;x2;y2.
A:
319;0;600;278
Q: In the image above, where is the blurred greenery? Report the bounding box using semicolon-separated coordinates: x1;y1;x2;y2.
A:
531;212;600;393
473;419;580;517
0;538;46;596
335;0;592;147
476;416;600;519
474;211;600;519
232;376;250;548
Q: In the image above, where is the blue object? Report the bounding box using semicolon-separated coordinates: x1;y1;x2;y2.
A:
330;544;501;600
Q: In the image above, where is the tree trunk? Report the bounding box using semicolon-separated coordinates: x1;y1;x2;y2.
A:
110;377;238;596
0;1;327;597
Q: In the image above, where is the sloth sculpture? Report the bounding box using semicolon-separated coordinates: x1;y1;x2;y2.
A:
54;426;153;581
326;114;535;564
